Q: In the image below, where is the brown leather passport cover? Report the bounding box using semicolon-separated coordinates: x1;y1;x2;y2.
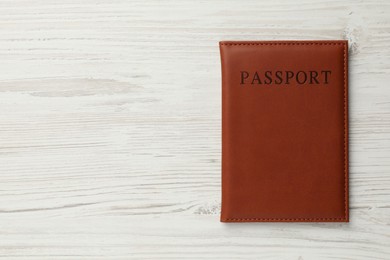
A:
220;40;349;222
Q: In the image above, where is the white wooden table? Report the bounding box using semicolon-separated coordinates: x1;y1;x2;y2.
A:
0;1;389;259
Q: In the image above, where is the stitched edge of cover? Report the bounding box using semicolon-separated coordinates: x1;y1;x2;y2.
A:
220;41;348;222
222;218;347;222
343;42;348;222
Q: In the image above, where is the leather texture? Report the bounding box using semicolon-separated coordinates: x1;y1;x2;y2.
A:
220;40;349;222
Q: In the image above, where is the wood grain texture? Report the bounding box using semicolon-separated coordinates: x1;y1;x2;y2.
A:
0;0;389;259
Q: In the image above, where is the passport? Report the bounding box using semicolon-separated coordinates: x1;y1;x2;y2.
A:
220;40;349;222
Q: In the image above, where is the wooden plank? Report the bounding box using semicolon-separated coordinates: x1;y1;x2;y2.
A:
0;0;389;258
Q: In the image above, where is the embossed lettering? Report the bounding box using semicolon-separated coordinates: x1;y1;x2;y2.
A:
239;70;332;85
